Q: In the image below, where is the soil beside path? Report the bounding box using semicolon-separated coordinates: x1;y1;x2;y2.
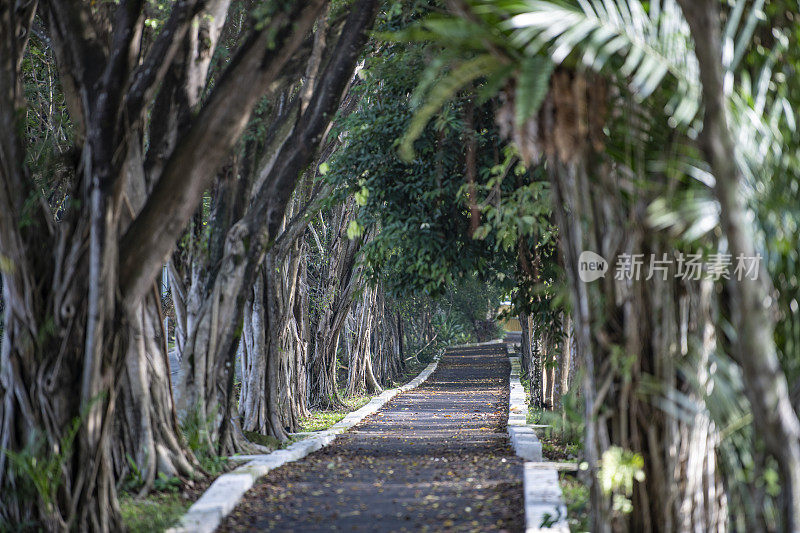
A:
219;343;524;532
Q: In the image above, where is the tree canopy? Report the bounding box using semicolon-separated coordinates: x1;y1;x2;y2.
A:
3;0;800;531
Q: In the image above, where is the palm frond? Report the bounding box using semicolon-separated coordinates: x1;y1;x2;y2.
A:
515;56;554;126
504;0;701;124
724;0;766;72
730;35;796;194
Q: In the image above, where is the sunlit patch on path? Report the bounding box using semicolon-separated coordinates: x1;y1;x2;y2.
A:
219;343;524;532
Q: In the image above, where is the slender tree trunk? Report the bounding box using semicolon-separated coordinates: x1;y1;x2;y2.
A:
464;98;480;236
309;201;363;407
346;285;383;396
539;326;549;409
552;324;563;410
561;313;573;395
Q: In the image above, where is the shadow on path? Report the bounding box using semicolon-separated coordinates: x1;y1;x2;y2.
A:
219;343;524;532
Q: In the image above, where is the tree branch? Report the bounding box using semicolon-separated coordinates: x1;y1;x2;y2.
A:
125;0;206;121
42;0;108;135
245;0;380;241
0;0;55;310
143;0;231;190
118;0;327;304
272;181;332;259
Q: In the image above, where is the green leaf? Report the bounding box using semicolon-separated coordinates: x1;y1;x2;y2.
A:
354;186;369;206
515;56;554;127
347;220;364;240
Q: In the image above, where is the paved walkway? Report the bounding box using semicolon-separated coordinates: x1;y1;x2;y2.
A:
219;343;524;532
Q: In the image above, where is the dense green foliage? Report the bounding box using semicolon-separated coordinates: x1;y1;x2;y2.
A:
327;35;562;322
328;45;506;295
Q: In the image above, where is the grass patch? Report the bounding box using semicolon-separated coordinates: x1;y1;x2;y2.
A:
300;394;372;432
300;358;432;434
197;454;231;478
341;394;373;410
559;474;590;532
541;436;581;461
526;406;541;425
300;410;348;432
120;492;188;533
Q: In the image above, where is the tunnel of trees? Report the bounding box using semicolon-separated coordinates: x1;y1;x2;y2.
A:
2;0;800;531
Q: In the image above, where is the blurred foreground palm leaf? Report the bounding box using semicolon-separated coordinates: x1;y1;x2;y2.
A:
504;0;701;124
391;0;706;162
391;0;794;243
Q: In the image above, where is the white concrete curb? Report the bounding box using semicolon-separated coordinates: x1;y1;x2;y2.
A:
507;355;542;462
167;356;441;533
507;353;569;533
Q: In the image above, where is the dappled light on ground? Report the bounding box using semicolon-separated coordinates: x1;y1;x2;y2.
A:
219;345;524;532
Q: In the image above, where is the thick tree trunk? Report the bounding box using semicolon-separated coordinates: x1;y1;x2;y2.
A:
173;222;276;454
504;70;727;531
293;242;313;418
370;291;405;386
239;233;310;441
239;271;270;436
679;2;800;529
520;312;544;410
113;289;197;494
519;312;532;375
2;3;127;527
235;81;355;438
0;85;129;533
173;1;378;451
0;0;338;528
551;156;725;532
114;131;200;492
1;300;126;531
262;248;306;439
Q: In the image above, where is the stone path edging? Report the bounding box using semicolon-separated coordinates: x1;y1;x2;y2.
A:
167;355;443;533
507;353;569;533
